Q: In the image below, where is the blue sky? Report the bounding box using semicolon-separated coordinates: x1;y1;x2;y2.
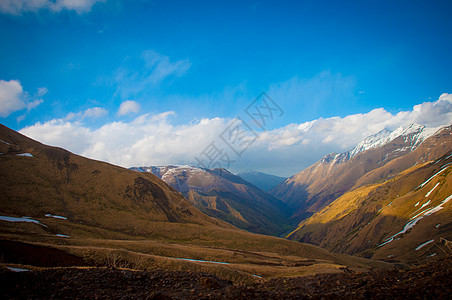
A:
1;0;452;176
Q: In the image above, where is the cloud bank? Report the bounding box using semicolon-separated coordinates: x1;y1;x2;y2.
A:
19;93;452;176
0;0;104;15
65;107;108;121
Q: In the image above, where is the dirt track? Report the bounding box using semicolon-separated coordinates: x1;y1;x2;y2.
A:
1;257;451;299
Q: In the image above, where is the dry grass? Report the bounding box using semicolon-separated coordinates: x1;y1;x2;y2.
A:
287;153;452;265
0;124;395;282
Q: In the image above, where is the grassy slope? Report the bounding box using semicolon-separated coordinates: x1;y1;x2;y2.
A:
288;151;452;264
0;124;391;281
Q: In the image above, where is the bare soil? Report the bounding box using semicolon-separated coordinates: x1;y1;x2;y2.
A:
1;256;450;299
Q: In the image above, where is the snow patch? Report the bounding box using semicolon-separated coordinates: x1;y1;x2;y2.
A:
55;234;70;238
0;139;11;145
414;196;452;222
416;167;448;189
7;267;29;272
420;200;431;210
436;223;440;228
16;153;33;157
415;239;435;251
427;253;437;257
45;214;67;220
174;257;230;265
425;182;440;198
0;215;47;227
379;195;452;247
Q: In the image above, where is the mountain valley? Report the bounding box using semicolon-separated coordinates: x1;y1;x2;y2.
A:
1;122;451;298
277;124;452;264
0;124;392;285
130;165;293;236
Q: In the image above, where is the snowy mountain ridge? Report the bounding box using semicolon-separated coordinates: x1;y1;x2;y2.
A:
314;123;445;169
328;123;443;161
350;123;443;158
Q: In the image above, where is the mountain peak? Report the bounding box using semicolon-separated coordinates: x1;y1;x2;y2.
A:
349;128;393;158
349;123;443;158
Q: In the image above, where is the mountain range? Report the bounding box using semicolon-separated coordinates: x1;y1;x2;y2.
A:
1;124;389;282
273;123;452;263
271;124;448;219
130;165;292;236
1;121;451;277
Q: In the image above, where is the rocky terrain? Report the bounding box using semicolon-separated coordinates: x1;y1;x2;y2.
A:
1;256;451;299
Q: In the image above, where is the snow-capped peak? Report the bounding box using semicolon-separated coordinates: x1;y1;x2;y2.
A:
349;123;443;158
349;128;393;157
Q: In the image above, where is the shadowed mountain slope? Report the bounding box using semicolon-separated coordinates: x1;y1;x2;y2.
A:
131;166;293;236
238;171;286;192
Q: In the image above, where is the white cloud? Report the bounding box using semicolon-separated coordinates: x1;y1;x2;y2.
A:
21;112;228;167
0;79;45;118
439;93;452;102
83;107;108;118
27;99;44;111
0;79;25;117
37;87;48;97
65;107;108;121
114;50;191;99
0;0;104;15
19;94;452;177
117;100;140;116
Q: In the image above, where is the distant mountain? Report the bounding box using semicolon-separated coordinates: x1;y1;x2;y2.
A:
131;165;293;236
271;124;449;220
238;171;286;192
276;124;452;263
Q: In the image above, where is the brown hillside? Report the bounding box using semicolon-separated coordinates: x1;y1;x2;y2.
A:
287;150;452;264
271;125;452;220
0;124;229;238
132;166;293;236
0;124;392;281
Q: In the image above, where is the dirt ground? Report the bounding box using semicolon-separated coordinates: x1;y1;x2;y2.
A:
1;256;451;299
